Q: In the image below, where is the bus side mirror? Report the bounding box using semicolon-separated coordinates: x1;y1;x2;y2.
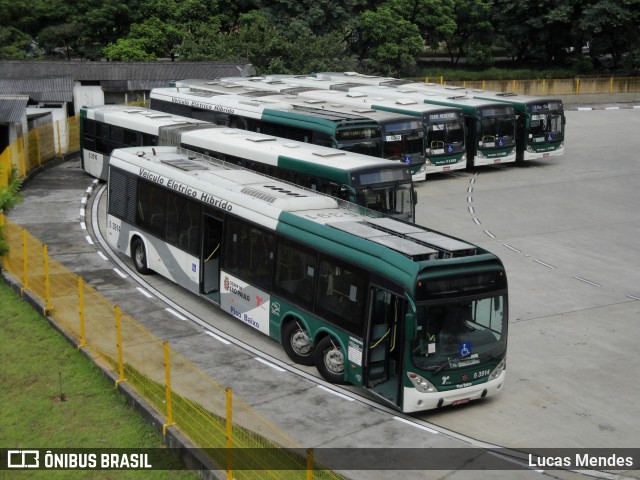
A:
405;313;417;340
413;191;418;205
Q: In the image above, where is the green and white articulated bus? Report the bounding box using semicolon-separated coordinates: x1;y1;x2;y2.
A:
107;145;508;412
175;78;467;180
81;105;416;223
168;79;429;180
310;72;564;164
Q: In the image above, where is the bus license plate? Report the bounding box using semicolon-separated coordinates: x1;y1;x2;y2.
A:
443;166;450;171
543;153;550;157
452;398;470;406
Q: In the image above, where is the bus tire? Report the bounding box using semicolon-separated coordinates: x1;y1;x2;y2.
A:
132;238;151;275
282;321;315;366
315;336;347;385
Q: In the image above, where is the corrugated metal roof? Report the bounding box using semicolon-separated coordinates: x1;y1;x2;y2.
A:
0;96;29;123
0;61;255;82
0;77;74;102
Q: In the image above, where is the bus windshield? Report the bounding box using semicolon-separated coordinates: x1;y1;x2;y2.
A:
426;121;465;155
411;296;506;371
355;182;414;221
382;130;423;160
479;115;516;148
529;113;564;142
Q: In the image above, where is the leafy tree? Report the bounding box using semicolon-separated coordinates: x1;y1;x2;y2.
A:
104;15;183;61
38;23;83;60
437;0;494;65
491;0;578;64
0;27;34;59
579;0;640;68
256;0;370;37
103;38;156;61
355;6;424;75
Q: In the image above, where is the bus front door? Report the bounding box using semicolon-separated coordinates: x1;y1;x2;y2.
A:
365;288;403;408
202;214;223;303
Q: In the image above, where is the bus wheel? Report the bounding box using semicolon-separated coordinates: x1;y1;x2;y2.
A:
132;238;150;274
283;321;315;366
315;336;347;385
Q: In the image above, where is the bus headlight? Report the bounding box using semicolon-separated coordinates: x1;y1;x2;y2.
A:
460;154;467;164
407;372;437;393
489;357;506;380
423;158;432;166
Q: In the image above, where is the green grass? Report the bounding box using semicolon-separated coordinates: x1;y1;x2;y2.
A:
0;280;198;479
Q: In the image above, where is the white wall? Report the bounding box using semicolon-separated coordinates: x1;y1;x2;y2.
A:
73;84;105;113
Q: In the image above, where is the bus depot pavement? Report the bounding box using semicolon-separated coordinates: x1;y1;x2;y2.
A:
5;106;640;480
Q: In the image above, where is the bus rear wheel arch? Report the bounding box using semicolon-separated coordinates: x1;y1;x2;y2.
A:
131;237;151;275
282;319;315;366
315;335;347;385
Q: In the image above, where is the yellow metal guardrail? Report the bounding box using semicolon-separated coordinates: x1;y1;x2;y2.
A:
0;215;342;479
424;76;640;96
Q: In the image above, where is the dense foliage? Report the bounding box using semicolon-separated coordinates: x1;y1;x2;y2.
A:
1;0;639;75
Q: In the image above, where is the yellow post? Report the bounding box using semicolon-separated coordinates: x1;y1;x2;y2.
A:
78;277;86;348
36;129;42;168
575;78;580;95
609;77;614;94
43;244;51;315
21;229;28;292
306;448;314;480
542;78;546;96
162;341;176;436
482;80;486;90
226;386;233;480
55;121;62;157
18;137;26;177
115;305;126;386
512;79;517;93
439;75;443;85
463;80;467;88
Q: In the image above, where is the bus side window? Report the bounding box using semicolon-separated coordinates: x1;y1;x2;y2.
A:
222;217;274;290
274;239;316;309
315;256;366;335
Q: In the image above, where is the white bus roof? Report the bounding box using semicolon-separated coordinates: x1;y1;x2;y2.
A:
150;88;295;118
84;104;209;133
110;146;339;216
175;78;463;117
179;127;408;172
109;146;456;260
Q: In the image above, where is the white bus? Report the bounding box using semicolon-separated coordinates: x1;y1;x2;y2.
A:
106;145;509;412
81;105;416;223
173;78;468;180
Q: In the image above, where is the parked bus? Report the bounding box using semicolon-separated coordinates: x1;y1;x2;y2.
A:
464;90;565;163
311;72;564;163
168;79;429;180
149;87;383;158
175;78;467;180
81;105;416;222
106;144;509;412
254;74;516;168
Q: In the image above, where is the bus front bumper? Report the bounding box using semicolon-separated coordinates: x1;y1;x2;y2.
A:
401;371;506;413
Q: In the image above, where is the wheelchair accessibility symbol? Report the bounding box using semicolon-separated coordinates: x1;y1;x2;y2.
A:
459;342;472;357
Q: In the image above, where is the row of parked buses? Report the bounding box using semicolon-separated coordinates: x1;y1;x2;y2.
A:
76;70;566;412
